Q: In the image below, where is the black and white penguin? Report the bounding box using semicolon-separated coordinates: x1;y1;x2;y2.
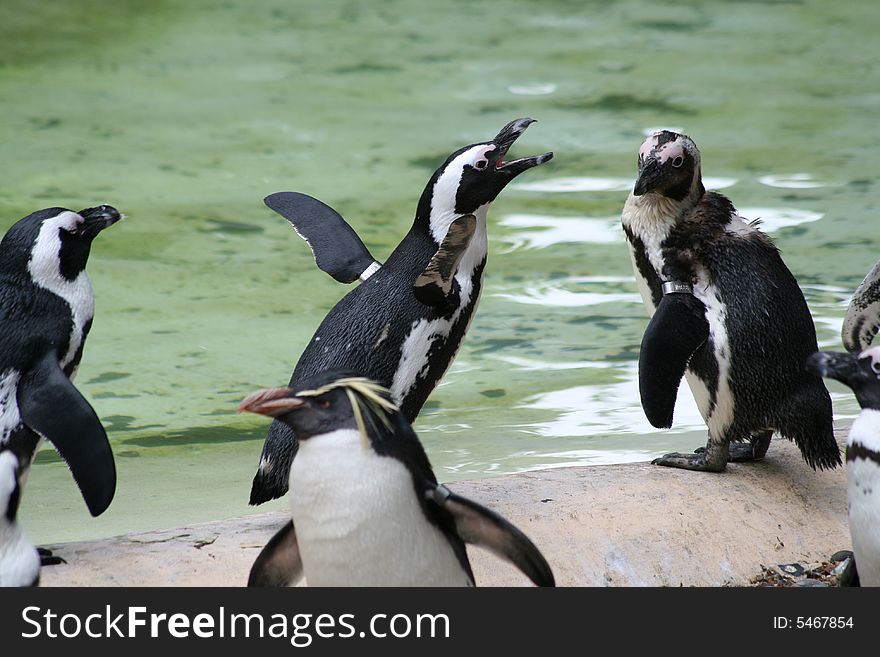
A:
0;205;119;579
807;347;880;586
621;130;839;472
250;118;552;503
239;373;555;587
842;259;880;352
0;448;40;587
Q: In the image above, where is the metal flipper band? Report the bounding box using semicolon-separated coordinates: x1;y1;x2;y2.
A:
662;280;693;295
359;261;382;282
430;484;452;505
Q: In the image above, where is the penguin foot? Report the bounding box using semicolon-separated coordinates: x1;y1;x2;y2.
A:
38;547;67;567
695;433;772;463
652;443;728;472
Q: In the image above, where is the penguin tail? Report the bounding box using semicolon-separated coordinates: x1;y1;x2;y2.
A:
775;387;842;471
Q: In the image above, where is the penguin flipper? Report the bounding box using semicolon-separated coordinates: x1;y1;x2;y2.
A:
433;486;555;587
264;192;379;284
248;520;304;587
413;214;476;307
639;292;709;429
843;259;880;352
16;351;116;516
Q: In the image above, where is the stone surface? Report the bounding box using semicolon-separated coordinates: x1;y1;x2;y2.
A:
40;435;850;587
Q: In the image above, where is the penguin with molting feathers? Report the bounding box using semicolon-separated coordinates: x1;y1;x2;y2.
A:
842;259;880;353
0;205;120;582
621;130;839;472
250;118;552;504
807;346;880;586
239;372;555;587
0;448;40;587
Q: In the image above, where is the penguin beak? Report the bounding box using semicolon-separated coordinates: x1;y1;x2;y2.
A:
633;158;664;196
806;350;880;410
239;387;307;417
490;118;553;178
805;351;862;382
77;205;122;238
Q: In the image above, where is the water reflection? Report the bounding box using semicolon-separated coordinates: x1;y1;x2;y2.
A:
520;365;704;437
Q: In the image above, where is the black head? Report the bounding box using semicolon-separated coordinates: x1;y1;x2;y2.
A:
633;130;702;202
417;118;552;241
1;205;121;280
806;347;880;410
239;372;399;442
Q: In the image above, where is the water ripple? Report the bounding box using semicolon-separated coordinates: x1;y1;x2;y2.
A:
520;366;704;437
498;214;621;249
495;277;641;307
738;207;823;232
758;173;839;189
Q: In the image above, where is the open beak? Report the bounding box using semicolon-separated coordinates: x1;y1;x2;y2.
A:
78;205;122;238
238;387;306;417
489;117;553;178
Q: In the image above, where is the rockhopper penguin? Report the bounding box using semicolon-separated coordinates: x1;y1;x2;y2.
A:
250;118;552;503
621;131;839;472
240;372;555;587
0;205;120;583
807;347;880;586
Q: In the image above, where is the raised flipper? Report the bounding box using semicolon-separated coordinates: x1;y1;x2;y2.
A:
264;191;380;283
843;259;880;352
248;520;304;587
413;214;476;307
639;289;709;428
16;351;116;516
429;484;554;587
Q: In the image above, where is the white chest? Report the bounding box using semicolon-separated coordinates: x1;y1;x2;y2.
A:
390;213;487;403
847;411;880;586
0;370;22;445
0;521;40;587
289;429;470;586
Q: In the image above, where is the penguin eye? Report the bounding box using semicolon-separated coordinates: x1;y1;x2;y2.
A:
318;400;331;410
473;159;488;171
671;156;684;168
872;361;880;375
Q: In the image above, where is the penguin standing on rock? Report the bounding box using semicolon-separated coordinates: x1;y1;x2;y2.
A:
807;347;880;586
621;131;839;472
239;372;555;587
0;205;120;584
250;118;552;503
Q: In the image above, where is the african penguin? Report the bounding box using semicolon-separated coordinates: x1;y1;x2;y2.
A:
0;448;40;587
621;130;839;472
0;205;120;577
239;372;555;587
807;347;880;586
842;259;880;353
250;118;552;503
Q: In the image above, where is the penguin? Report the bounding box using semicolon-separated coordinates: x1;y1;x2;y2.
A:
250;118;552;503
0;205;120;579
0;448;40;587
621;130;839;472
806;347;880;586
239;372;555;587
842;259;880;353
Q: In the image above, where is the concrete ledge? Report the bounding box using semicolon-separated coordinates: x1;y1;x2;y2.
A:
41;435;850;587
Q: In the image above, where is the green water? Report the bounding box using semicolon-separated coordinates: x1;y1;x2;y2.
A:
1;0;877;543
